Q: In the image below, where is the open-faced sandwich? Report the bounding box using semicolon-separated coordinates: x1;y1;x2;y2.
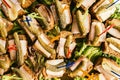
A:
0;0;120;80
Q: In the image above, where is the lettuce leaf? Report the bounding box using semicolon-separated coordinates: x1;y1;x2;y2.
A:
37;0;54;5
0;9;5;18
8;21;25;34
2;74;22;80
73;41;102;62
110;4;120;19
74;77;86;80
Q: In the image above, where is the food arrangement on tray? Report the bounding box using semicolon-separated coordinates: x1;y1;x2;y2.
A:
0;0;120;80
